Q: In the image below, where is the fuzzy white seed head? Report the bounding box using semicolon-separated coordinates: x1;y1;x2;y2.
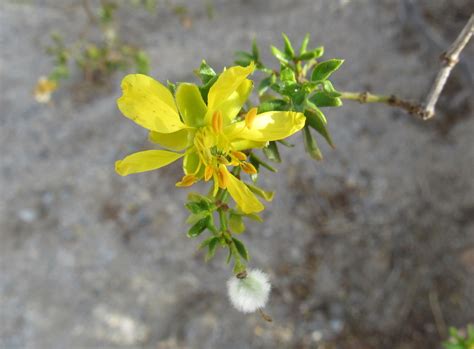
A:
227;269;271;313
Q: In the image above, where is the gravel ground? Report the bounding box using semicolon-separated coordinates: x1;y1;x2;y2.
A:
1;1;473;348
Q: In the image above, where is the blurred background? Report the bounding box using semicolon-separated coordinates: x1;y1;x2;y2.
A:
1;0;473;348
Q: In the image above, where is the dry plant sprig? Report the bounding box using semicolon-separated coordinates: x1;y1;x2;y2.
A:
423;14;474;119
340;14;474;120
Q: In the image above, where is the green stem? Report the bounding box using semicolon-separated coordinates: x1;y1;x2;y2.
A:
215;188;227;202
218;209;227;232
339;91;426;118
231;166;241;177
207;215;219;236
339;91;392;104
229;240;245;274
249;153;277;172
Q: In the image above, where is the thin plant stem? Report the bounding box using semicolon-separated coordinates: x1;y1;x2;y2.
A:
423;14;474;119
339;91;425;117
338;14;474;120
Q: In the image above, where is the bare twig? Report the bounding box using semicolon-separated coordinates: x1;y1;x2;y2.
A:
399;0;473;86
339;14;474;120
82;0;98;24
423;14;474;119
429;290;447;338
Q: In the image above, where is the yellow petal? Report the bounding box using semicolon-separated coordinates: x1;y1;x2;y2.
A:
183;150;203;176
148;129;192;151
115;150;184;176
224;168;264;214
117;74;185;133
225;111;305;142
208;79;253;125
175;83;207;127
211;111;223;133
206;63;254;123
231;139;267;151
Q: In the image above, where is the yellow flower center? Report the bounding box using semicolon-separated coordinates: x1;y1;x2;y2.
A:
191;112;250;187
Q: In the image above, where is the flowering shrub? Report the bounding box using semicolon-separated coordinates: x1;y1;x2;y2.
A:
115;34;344;313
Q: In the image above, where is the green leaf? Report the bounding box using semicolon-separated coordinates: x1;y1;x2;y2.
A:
321;80;342;97
249;160;259;183
263;141;281;163
205;237;219;261
282;33;295;58
290;88;307;107
197;60;216;84
298;46;324;60
246;213;263;222
247;184;275;201
303;125;323;161
226;246;233;264
232;237;249;261
199;74;218;104
249;153;277;172
252;38;259;61
305;108;334;148
199;236;216;249
299;33;310;54
187;192;212;203
277;139;294;147
186;212;208;225
309;92;343;108
187;216;210;238
257;99;288;113
258;75;275;96
235;50;254;67
185;200;211;214
166;80;176;95
229;213;245;234
280;67;296;83
270;45;290;64
311;59;344;81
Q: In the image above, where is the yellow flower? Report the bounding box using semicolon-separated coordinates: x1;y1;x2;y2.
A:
34;76;57;103
115;63;305;213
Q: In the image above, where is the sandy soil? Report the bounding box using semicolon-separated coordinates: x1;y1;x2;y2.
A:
1;0;473;348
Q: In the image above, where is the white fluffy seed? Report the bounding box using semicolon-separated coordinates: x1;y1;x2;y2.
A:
227;269;271;313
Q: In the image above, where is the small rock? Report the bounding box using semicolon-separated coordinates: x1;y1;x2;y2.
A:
18;208;38;223
311;330;323;342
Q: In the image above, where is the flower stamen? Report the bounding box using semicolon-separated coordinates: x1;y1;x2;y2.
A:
245;107;258;129
204;165;214;181
241;161;257;175
217;164;229;189
231;151;247;161
176;174;198;187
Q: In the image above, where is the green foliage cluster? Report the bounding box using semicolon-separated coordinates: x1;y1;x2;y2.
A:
236;33;344;160
44;1;151;90
444;325;474;349
182;34;344;272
